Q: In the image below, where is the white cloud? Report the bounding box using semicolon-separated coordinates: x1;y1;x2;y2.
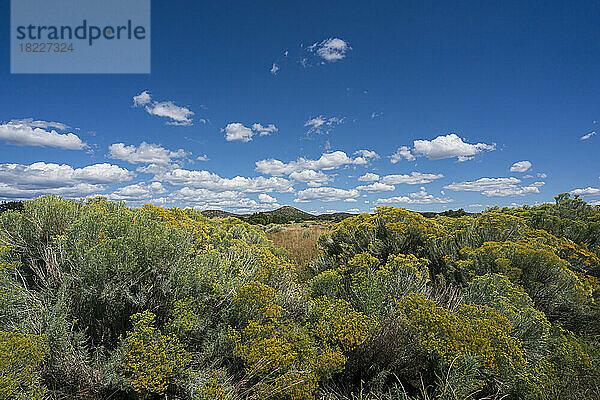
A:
392;134;495;162
133;91;152;106
258;193;278;203
151;187;280;213
308;38;352;62
353;150;380;159
0;119;87;150
256;151;367;176
444;177;544;197
107;182;167;202
381;172;444;185
304;116;344;135
252;123;278;136
580;131;597;140
510;161;532;173
153;168;294;193
0;162;134;200
197;154;209;161
390;146;415;162
223;122;278;142
413;134;495;161
358;173;380;182
356;182;395;192
288;170;332;187
108;142;189;165
371;112;383;119
347;208;360;213
537;173;547;179
270;63;280;75
374;187;454;205
294;187;359;203
570;187;600;196
133;91;195;126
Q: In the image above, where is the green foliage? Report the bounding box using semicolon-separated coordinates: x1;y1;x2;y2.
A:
0;195;599;399
0;331;48;399
119;310;190;397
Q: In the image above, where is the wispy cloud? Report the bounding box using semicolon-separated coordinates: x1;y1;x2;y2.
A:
580;131;597;140
307;38;352;62
133;90;195;126
304;115;344;135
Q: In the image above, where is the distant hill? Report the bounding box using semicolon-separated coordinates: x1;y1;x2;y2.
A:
200;206;476;224
268;206;314;220
201;209;242;219
200;206;353;224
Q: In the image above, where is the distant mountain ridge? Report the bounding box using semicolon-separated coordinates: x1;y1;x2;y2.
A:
200;206;472;224
200;205;353;223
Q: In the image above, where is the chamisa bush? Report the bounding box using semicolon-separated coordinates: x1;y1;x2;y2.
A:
0;194;598;399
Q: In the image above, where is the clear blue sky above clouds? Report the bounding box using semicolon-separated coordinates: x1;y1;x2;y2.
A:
1;0;599;213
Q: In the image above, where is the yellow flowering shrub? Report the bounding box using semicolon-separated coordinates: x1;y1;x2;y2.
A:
233;280;282;322
167;297;200;334
230;320;345;400
457;241;592;317
464;274;551;361
0;331;48;399
311;297;376;352
120;310;190;398
396;294;527;375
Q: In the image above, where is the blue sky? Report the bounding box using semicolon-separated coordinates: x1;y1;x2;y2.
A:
1;0;599;213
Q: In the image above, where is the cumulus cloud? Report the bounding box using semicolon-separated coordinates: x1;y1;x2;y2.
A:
294;187;359;203
392;134;495;162
150;187;280;213
444;177;544;197
358;173;380;182
510;161;532;173
133;90;195;126
107;182;167;202
580;131;597;140
570;187;600;196
356;182;395;192
374;187;454;205
381;172;444;185
223;122;278;142
109;142;189;165
256;151;368;176
288;170;332;187
258;193;278;203
308;38;352;62
0;119;87;150
270;63;280;75
390;146;415;162
153;168;294;193
0;162;134;200
304;116;344;135
197;154;209;161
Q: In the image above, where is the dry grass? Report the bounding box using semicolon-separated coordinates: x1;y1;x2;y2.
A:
266;222;332;281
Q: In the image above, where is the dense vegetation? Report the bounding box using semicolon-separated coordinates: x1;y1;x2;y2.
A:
0;194;598;399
